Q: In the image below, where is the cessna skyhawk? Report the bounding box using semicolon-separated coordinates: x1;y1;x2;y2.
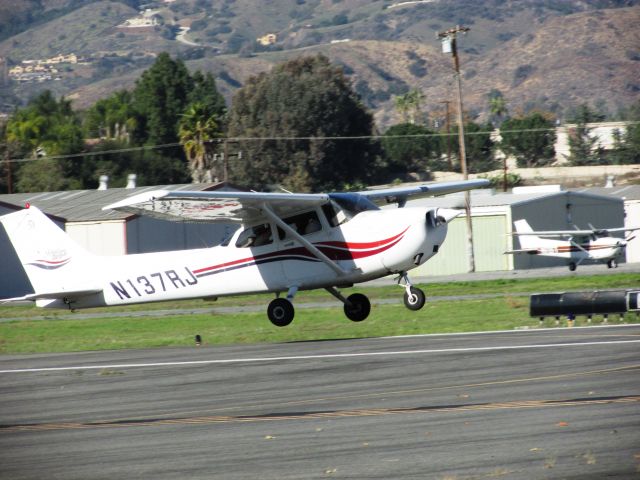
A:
507;218;639;271
0;179;488;326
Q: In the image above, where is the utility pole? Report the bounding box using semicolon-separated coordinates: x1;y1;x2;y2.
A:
438;25;476;273
4;144;12;194
223;138;229;182
439;100;452;169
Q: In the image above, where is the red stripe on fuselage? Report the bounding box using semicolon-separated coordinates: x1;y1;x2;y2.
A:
193;227;410;275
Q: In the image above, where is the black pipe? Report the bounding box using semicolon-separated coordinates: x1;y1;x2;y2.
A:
530;290;638;317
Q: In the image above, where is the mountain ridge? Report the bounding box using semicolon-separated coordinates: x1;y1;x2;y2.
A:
1;0;638;127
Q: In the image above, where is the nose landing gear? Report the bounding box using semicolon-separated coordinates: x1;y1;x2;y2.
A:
398;272;426;311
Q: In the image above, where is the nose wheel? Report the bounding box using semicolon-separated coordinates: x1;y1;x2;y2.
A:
404;286;426;310
397;272;426;311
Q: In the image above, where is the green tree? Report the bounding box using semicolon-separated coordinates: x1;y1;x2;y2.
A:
83;90;137;141
15;159;67;193
610;125;640;165
6;91;84;192
449;122;497;173
188;71;227;123
132;52;194;145
487;89;508;126
179;103;224;183
394;89;425;124
609;101;640;165
565;103;608;165
566;103;606;124
381;123;443;178
227;55;378;191
500;112;556;168
7;91;83;157
566;124;603;166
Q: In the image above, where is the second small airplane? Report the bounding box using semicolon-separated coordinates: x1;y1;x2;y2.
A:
506;219;639;271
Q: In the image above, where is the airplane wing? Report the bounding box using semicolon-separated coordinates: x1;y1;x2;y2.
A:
511;230;593;237
359;179;490;206
597;226;640;234
103;179;490;223
103;190;330;224
513;226;640;238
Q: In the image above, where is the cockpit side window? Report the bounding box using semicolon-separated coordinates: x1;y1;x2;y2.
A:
282;210;323;237
235;223;273;248
322;202;343;227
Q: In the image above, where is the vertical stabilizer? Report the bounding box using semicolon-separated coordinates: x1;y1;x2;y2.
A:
513;219;540;250
0;206;97;298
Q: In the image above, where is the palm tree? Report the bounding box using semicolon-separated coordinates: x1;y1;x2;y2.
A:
488;93;508;126
395;89;425;124
395;94;411;123
178;103;222;183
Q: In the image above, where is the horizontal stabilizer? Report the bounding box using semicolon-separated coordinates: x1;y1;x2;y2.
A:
0;289;102;304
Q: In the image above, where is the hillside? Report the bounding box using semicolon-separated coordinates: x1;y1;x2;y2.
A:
1;0;639;128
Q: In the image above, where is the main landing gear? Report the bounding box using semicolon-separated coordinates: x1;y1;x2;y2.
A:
265;272;426;327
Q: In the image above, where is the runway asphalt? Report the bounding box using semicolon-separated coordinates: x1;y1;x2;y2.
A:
1;325;639;479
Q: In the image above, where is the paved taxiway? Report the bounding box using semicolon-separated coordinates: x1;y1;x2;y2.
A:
1;325;639;479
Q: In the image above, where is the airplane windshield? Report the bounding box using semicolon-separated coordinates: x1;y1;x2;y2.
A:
326;193;379;226
329;193;379;215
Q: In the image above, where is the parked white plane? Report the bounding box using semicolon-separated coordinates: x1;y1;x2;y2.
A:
0;179;488;326
506;219;640;271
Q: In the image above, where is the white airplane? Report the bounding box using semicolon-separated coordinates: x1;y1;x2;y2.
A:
507;219;640;271
0;179;488;326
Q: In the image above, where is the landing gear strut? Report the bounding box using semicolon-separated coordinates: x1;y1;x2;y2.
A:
397;272;426;311
326;287;371;322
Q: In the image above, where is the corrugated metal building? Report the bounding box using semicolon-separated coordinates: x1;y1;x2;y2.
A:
403;187;625;276
0;183;237;298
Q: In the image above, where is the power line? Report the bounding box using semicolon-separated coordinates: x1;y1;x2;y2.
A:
4;122;639;164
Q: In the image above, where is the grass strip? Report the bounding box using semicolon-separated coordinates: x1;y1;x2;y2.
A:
1;292;637;354
0;273;637;320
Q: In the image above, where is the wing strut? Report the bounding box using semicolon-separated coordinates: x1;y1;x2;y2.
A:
260;203;348;276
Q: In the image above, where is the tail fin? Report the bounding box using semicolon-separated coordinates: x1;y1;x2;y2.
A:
513;219;540;250
0;206;101;304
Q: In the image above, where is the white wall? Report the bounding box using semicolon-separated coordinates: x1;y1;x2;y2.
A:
625;200;640;263
66;221;127;256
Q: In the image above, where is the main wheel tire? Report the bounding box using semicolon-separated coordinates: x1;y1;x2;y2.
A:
344;293;371;322
607;259;618;268
568;262;577;272
403;287;426;311
267;298;294;327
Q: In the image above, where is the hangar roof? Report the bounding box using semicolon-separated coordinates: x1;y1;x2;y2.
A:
0;183;235;222
574;185;640;201
404;189;623;209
